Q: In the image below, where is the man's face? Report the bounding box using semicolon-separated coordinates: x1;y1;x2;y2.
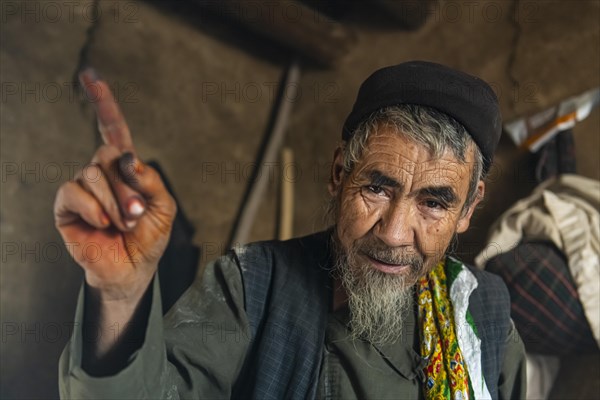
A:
331;126;482;282
329;125;483;343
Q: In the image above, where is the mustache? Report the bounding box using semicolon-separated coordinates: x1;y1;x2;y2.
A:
355;237;424;266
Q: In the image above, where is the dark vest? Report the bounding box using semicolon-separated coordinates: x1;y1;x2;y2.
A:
231;231;511;400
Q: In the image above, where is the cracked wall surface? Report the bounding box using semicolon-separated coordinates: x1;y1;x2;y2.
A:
1;1;282;397
1;0;599;398
1;1;96;397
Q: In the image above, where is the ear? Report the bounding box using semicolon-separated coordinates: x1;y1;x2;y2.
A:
328;147;345;197
456;180;485;234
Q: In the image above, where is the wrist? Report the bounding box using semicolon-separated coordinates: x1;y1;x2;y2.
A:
85;269;155;305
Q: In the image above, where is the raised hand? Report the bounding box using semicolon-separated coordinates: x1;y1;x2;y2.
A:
54;69;176;301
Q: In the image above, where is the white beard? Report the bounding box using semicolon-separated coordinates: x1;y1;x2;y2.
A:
333;242;414;345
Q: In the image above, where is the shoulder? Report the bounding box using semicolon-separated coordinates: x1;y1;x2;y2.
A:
228;231;333;341
447;257;511;312
462;262;512;341
466;264;511;303
231;230;333;272
468;265;511;310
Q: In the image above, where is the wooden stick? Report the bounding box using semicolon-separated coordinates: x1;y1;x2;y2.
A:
228;60;301;247
278;147;294;241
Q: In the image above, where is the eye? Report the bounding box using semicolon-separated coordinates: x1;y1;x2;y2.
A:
362;185;389;201
424;200;445;210
367;185;384;195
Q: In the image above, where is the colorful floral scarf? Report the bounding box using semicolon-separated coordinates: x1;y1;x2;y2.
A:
417;259;473;399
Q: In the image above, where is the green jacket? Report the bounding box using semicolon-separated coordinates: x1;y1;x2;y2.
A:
59;232;526;399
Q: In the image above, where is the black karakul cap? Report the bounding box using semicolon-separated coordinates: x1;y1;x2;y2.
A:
342;61;502;173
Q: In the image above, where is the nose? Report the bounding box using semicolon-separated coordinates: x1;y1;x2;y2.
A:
373;201;415;248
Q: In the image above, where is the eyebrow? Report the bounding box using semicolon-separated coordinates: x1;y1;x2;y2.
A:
366;170;401;188
419;186;459;206
362;170;460;205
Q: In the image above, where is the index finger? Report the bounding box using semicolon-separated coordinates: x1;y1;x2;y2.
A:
79;68;134;153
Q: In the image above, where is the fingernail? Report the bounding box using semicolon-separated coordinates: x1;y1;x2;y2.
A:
79;67;99;85
79;67;102;102
100;212;110;226
128;197;145;216
125;219;137;229
119;152;138;179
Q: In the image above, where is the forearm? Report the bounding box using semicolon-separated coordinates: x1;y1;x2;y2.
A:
81;276;154;376
59;255;252;399
59;276;170;399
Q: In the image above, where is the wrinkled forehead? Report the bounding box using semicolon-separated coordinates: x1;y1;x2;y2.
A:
354;130;474;188
371;118;468;161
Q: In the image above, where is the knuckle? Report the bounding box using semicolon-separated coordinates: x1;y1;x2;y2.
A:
55;181;68;198
80;163;103;184
53;185;67;213
150;169;163;188
94;144;120;160
56;180;76;200
144;164;159;181
136;164;158;189
92;144;121;171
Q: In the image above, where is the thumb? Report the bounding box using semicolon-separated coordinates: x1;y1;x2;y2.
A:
118;152;176;213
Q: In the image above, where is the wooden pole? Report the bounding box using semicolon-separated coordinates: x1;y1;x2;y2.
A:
278;147;294;241
228;60;301;247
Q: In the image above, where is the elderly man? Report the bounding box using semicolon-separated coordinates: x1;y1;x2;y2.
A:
56;61;526;399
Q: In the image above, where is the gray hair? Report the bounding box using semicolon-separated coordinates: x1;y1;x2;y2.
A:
342;104;484;212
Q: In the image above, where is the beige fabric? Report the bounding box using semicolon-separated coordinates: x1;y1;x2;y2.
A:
475;174;600;345
525;353;560;400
